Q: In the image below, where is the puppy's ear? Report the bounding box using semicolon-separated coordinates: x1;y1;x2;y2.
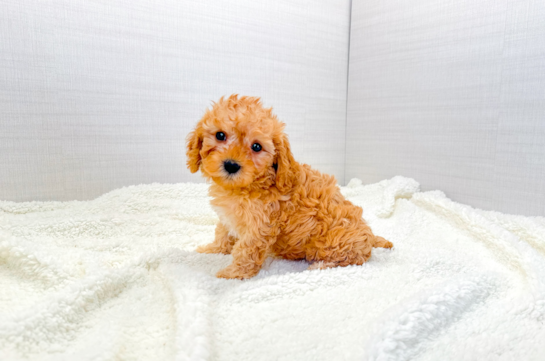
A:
186;123;204;173
273;131;296;193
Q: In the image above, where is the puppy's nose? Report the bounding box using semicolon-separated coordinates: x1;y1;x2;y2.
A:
223;160;241;174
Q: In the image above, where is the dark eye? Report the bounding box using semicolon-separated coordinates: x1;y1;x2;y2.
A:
216;132;226;141
251;143;262;152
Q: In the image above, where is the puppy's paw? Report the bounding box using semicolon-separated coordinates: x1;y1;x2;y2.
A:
196;243;230;254
195;244;214;253
308;261;338;270
216;264;259;279
374;236;393;249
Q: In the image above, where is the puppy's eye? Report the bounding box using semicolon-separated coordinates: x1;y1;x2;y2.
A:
251;143;262;152
216;132;226;141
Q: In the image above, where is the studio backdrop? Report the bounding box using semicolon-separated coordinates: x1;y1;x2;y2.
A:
0;0;351;200
1;0;544;216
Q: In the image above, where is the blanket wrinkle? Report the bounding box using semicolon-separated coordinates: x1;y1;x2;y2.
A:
1;177;544;361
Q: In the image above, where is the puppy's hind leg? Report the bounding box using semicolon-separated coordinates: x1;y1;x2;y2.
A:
373;236;393;249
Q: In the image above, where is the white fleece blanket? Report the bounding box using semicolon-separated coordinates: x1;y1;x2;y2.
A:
1;177;545;361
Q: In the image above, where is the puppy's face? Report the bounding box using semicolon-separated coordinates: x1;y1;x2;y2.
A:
187;95;290;190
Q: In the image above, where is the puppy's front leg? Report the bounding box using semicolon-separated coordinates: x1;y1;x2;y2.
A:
196;223;236;254
216;230;274;279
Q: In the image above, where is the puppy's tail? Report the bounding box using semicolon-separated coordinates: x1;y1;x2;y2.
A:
373;236;393;249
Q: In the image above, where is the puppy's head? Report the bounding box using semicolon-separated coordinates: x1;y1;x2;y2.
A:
186;95;295;191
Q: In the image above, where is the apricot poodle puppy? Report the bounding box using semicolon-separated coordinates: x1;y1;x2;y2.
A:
187;95;392;279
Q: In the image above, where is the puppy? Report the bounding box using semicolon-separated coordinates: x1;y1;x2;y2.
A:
187;95;392;279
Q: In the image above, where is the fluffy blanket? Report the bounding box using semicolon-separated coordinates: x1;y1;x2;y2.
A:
1;177;544;361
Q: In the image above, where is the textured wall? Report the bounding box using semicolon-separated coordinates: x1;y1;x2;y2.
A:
0;0;350;201
346;0;545;216
4;0;545;217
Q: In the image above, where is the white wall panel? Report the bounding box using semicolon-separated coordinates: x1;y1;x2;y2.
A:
347;0;545;216
0;0;350;201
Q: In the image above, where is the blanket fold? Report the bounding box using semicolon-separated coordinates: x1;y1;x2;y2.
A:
1;177;544;360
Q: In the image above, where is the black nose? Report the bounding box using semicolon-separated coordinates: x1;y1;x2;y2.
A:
223;160;241;174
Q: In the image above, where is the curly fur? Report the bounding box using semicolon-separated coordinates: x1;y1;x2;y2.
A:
187;94;392;279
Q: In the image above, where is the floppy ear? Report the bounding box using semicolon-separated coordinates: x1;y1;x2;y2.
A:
273;132;297;193
186;124;204;173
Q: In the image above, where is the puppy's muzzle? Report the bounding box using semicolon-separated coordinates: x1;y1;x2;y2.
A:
223;160;241;174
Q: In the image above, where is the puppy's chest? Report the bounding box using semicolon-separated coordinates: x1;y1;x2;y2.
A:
211;197;275;238
212;204;240;237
